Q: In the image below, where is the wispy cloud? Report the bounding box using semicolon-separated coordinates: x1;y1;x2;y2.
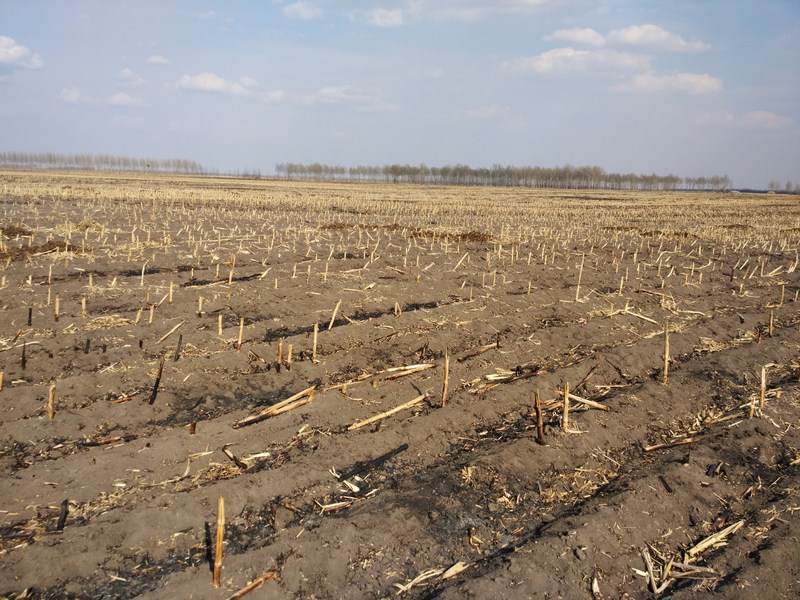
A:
340;0;553;26
304;84;395;110
106;92;146;107
349;8;405;27
146;54;170;65
544;27;606;47
695;109;792;129
461;104;508;120
459;104;525;128
112;115;145;128
626;72;721;94
740;110;792;129
418;0;554;22
118;68;145;87
57;86;88;104
608;24;710;52
175;72;255;95
282;1;323;20
505;48;649;74
262;89;286;103
0;35;44;69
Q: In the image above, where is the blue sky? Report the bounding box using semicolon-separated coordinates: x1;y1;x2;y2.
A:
1;0;798;188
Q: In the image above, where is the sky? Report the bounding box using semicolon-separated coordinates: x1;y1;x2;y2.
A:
1;0;798;188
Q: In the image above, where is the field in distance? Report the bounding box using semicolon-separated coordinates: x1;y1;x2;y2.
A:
1;170;799;599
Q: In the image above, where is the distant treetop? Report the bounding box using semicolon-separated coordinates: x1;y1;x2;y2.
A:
0;151;205;174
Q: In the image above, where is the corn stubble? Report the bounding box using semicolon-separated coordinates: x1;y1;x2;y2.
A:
0;171;798;599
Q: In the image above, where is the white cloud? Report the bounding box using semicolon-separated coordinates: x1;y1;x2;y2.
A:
175;72;254;95
609;24;709;52
506;47;649;74
529;24;720;96
0;35;44;69
541;24;710;52
628;72;721;94
696;110;792;129
545;27;606;47
57;86;87;104
196;10;216;19
118;68;145;87
146;54;170;65
106;92;146;107
282;1;323;20
349;8;405;27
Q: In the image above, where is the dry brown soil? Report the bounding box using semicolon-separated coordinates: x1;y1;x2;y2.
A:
1;171;799;599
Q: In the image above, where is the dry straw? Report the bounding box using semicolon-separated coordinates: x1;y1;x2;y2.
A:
213;496;225;588
224;572;278;600
348;394;426;431
328;299;342;331
575;253;585;301
47;384;56;419
534;388;545;445
663;320;670;385
312;321;319;363
234;386;316;428
441;348;450;408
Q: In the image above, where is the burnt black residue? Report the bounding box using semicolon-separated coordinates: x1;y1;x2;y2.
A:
148;388;288;429
120;265;193;277
0;240;68;262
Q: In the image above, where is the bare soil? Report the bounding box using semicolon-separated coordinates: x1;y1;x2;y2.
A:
1;171;799;599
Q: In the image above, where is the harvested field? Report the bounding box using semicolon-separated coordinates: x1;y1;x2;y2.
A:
1;170;800;599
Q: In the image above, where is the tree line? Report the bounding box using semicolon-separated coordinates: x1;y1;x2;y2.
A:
274;162;733;191
6;152;794;192
0;152;205;174
768;180;800;194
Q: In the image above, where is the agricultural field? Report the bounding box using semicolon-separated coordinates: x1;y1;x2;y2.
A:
1;170;799;599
